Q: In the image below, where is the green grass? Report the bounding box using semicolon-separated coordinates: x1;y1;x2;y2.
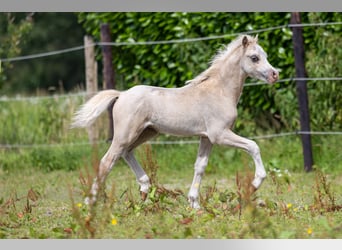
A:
1;95;342;239
1;136;342;239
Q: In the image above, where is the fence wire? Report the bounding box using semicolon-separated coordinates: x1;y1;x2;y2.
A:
0;20;341;150
1;21;341;63
1;76;342;102
1;131;342;150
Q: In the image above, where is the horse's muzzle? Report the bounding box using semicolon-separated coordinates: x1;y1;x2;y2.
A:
268;69;279;84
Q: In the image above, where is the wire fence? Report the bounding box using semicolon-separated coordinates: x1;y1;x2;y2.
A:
0;20;341;102
1;76;342;102
0;19;341;150
1;21;342;63
1;131;342;150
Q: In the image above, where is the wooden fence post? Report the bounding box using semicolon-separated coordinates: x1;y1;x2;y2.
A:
290;12;314;172
100;23;116;141
84;35;98;144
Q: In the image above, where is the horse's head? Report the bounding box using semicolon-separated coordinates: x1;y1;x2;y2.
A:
240;35;279;84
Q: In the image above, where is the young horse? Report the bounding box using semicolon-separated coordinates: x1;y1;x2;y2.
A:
71;35;279;209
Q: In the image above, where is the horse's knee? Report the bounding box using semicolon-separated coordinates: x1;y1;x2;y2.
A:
194;157;208;176
194;165;205;177
247;140;260;157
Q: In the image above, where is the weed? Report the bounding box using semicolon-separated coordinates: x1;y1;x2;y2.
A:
312;171;342;213
136;144;185;213
139;144;159;186
0;188;41;238
1;94;342;238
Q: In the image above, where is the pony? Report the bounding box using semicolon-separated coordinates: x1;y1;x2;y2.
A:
71;35;279;209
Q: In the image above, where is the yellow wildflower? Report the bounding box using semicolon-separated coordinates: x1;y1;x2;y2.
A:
307;228;313;235
111;218;118;225
76;203;82;208
286;203;292;209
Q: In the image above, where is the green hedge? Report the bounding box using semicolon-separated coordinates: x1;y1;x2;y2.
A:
78;12;341;132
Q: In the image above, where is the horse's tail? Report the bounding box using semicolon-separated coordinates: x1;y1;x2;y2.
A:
70;89;120;128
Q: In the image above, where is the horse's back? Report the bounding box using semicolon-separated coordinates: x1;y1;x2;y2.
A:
113;84;208;136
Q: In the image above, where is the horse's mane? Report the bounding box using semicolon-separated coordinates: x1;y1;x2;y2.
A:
186;34;258;85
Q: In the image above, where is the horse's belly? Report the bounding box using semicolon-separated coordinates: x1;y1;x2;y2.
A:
151;114;207;137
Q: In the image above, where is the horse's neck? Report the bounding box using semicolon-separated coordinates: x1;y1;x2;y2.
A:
187;49;247;106
205;57;246;105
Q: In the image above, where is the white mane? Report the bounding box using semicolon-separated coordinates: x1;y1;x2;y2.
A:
211;34;257;65
187;34;258;85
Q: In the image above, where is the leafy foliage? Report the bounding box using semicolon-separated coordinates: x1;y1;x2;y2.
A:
273;13;342;131
78;12;341;131
1;13;340;132
0;13;85;94
304;13;342;131
0;13;33;89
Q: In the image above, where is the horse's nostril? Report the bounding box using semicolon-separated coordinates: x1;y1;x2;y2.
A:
268;70;279;83
272;71;279;80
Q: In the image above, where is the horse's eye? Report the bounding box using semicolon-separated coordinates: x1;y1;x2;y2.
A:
250;55;259;63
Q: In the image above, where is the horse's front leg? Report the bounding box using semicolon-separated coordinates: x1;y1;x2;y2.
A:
213;129;267;191
188;137;213;209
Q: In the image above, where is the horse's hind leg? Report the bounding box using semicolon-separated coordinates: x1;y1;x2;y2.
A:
123;151;150;200
85;142;125;206
188;137;213;209
123;127;159;200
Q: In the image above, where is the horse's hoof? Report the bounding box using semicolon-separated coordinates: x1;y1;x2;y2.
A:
84;196;96;206
188;197;201;210
84;197;90;205
251;174;266;190
140;191;148;201
249;185;257;194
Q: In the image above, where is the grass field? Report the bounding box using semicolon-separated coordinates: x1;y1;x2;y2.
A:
1;136;342;239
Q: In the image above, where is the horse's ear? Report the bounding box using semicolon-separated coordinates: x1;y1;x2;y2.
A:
242;36;248;48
